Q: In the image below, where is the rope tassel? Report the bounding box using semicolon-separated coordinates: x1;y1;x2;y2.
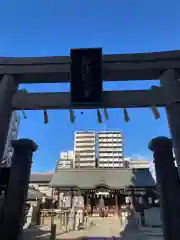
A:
69;109;75;123
123;108;130;122
104;108;109;120
97;110;102;124
44;110;49;124
151;106;160;119
19;88;28;94
22;110;27;119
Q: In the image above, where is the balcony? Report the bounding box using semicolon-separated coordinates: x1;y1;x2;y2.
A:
75;153;95;157
75;155;95;159
98;148;123;152
75;147;96;152
98;138;123;143
99;158;124;162
75;142;96;147
75;133;96;138
99;153;123;157
75;139;96;143
99;163;124;168
75;163;95;167
98;143;123;148
75;158;96;164
98;133;122;138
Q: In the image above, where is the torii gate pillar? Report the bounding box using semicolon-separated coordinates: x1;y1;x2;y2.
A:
0;139;38;240
149;136;180;240
160;69;180;176
0;75;18;162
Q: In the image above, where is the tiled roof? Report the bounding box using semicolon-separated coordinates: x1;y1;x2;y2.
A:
27;187;45;200
29;172;53;183
50;168;155;189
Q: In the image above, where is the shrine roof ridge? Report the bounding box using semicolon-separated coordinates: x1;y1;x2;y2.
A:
30;172;54;183
50;168;156;189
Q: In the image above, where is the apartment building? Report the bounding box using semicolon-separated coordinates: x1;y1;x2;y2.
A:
56;151;74;170
74;131;96;168
124;158;150;169
3;111;20;167
98;131;124;168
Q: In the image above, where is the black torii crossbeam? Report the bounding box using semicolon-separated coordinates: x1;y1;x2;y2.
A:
0;49;180;176
1;49;180;240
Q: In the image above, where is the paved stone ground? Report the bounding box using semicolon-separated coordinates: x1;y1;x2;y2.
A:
23;216;163;239
134;208;163;240
58;216;122;239
23;226;50;240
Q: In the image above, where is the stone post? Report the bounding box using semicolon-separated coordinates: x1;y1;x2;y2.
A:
131;187;136;209
115;194;119;215
149;136;180;240
0;75;18;162
0;139;38;240
160;70;180;176
50;224;56;240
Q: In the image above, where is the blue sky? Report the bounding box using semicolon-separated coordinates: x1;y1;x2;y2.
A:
1;0;179;171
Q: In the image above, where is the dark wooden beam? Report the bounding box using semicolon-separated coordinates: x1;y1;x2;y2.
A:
0;50;180;83
12;87;166;110
1;49;180;65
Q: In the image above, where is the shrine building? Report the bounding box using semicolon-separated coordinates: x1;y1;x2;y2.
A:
50;168;157;215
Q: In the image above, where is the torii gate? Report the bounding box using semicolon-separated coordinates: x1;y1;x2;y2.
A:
0;49;180;174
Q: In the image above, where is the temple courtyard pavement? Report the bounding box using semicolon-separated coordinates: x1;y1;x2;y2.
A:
23;214;163;239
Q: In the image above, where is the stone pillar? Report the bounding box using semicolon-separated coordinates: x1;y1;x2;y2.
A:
85;194;88;207
115;194;118;215
59;191;64;209
0;75;18;162
0;139;38;240
160;69;180;175
57;189;60;209
131;187;136;208
149;136;180;240
70;189;73;208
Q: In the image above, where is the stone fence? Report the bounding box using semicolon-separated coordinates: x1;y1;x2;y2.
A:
25;208;90;234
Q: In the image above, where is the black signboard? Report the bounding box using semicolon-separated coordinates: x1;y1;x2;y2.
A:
70;48;103;104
